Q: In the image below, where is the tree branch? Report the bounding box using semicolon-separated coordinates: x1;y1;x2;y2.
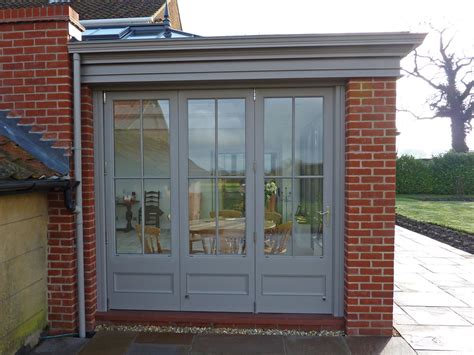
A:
397;108;438;120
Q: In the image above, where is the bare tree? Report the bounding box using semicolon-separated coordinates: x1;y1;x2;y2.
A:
403;28;473;152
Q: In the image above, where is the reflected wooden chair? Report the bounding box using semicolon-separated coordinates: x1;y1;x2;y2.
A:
209;210;242;219
135;224;165;254
264;221;292;255
189;229;210;254
265;211;282;225
217;228;245;254
138;191;163;227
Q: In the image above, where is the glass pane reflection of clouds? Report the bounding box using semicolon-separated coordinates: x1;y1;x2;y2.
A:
143;100;170;177
264;98;292;176
188;100;215;176
114;100;141;176
295;97;323;176
218;99;245;176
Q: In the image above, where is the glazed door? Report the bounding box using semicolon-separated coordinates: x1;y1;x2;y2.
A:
105;92;180;310
255;89;334;313
179;90;255;311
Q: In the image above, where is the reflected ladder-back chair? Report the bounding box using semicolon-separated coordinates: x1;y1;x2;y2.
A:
139;190;163;227
265;221;292;254
135;224;163;254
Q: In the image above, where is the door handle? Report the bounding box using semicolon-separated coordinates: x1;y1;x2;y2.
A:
319;206;330;227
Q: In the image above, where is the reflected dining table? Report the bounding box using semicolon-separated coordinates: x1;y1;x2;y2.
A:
189;218;276;254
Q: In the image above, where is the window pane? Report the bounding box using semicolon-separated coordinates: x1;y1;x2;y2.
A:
189;179;216;254
188;100;215;176
114;100;141;176
295;97;323;176
264;178;292;256
115;179;142;254
217;99;246;176
264;98;292;176
143;179;171;254
293;178;324;256
143;100;170;177
218;178;246;255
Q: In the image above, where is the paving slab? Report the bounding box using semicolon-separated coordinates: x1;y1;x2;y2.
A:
402;306;470;326
345;336;416;355
30;337;89;355
78;331;137;355
284;336;350;354
189;334;285;354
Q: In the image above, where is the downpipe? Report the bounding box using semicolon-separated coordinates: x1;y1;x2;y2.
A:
73;53;86;338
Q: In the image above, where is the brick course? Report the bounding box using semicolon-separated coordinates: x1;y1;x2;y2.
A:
344;78;397;336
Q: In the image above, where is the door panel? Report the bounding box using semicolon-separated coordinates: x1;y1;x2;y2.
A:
255;89;333;313
105;92;180;310
179;90;255;312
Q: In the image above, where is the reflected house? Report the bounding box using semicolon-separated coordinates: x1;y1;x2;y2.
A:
0;0;425;347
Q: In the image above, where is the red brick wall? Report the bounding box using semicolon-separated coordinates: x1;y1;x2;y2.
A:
81;85;97;330
344;78;397;336
0;6;96;334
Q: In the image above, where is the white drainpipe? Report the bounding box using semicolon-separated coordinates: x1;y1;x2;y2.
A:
73;53;86;338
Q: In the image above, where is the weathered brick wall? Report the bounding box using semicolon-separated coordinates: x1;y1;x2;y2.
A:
344;78;397;336
0;6;96;334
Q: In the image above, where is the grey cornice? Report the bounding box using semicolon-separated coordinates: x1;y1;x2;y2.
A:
70;32;426;84
69;32;426;56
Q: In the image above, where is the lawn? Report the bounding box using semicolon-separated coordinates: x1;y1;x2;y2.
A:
396;195;474;235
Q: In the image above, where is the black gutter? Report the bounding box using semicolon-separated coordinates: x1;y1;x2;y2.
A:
0;179;79;211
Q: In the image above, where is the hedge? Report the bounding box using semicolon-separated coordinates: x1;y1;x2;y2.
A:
396;152;474;195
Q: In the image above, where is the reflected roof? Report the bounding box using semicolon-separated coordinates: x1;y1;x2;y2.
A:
82;24;199;41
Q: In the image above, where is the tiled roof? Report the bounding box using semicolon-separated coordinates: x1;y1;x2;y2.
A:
0;0;167;20
0;136;60;180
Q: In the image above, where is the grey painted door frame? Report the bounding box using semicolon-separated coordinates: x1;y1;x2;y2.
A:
254;88;334;313
94;85;345;316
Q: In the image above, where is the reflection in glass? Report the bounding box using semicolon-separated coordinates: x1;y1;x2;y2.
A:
143;100;170;177
293;178;323;256
114;100;141;176
217;99;246;176
217;178;246;255
188;179;216;254
141;179;171;254
264;98;292;176
264;179;292;256
188;100;215;176
295;98;323;176
115;179;142;254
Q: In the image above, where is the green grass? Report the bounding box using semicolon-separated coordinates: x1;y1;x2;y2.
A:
396;195;474;235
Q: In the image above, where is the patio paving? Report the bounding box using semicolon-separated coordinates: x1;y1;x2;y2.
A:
32;332;416;354
394;226;474;353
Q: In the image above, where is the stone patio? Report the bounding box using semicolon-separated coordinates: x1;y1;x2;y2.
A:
32;332;416;354
394;226;474;353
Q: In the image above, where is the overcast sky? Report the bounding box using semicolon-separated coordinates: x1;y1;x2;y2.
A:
179;0;474;157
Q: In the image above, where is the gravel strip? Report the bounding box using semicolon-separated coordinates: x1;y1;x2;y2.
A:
396;214;474;254
95;324;344;337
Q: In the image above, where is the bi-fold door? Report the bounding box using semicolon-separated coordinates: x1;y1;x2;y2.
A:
105;88;334;314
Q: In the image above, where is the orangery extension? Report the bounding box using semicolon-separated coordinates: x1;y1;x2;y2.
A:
0;0;425;344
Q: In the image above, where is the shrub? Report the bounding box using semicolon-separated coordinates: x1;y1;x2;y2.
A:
396;152;474;195
431;152;474;195
396;155;433;194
